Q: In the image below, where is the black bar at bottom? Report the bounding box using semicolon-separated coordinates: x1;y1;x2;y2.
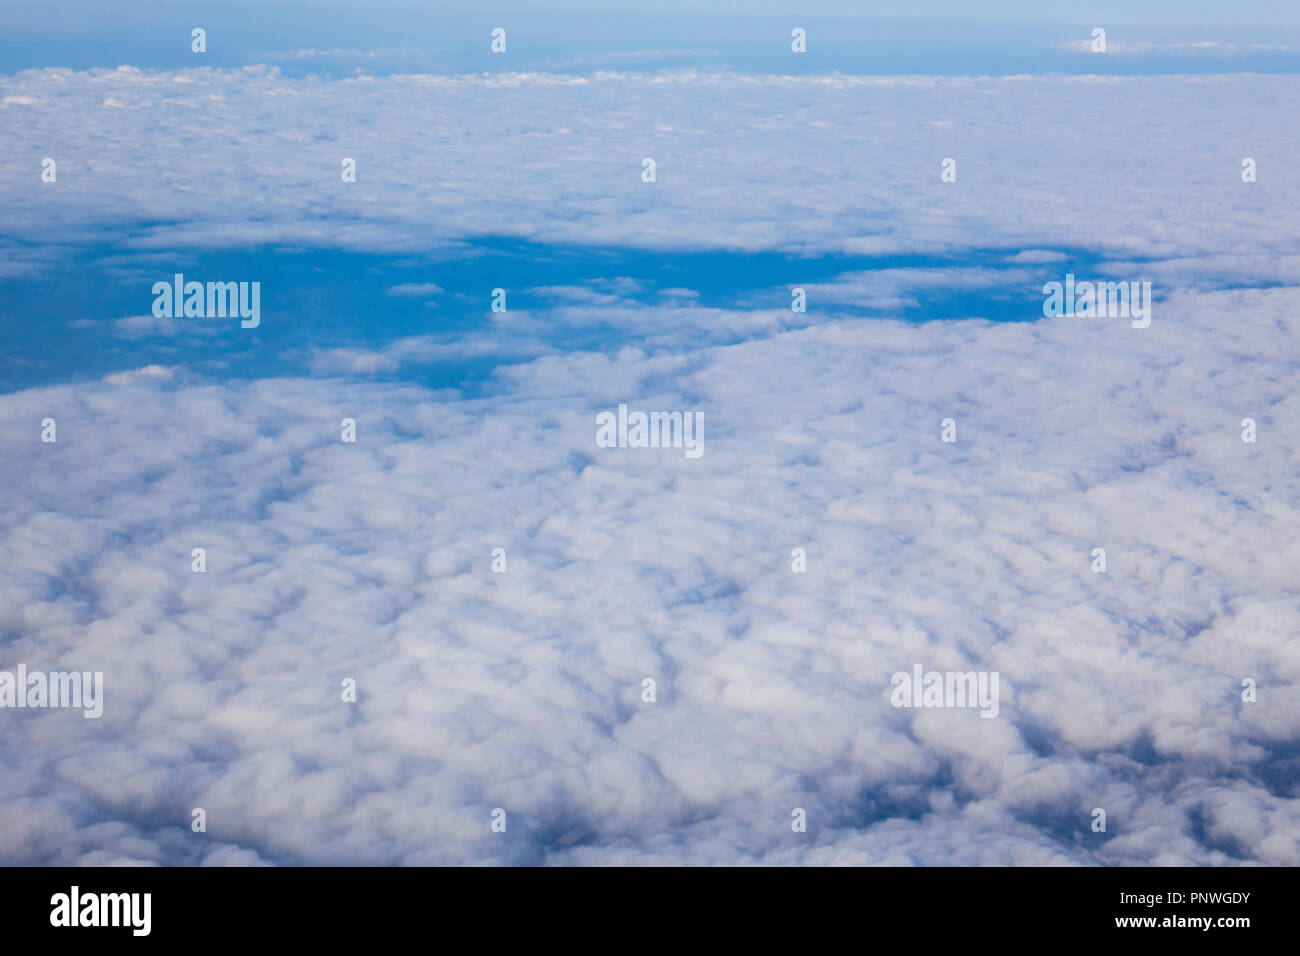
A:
0;865;1281;943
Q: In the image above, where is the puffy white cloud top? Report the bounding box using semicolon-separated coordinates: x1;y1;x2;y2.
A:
1;68;1298;265
2;283;1298;864
1;67;1298;865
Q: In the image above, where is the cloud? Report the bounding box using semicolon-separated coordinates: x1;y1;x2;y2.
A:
113;313;224;342
102;364;175;385
384;283;445;298
2;63;1298;867
1007;250;1068;264
794;266;1039;313
304;333;557;376
1;281;1298;865
112;314;181;339
1;69;1297;271
1058;39;1293;55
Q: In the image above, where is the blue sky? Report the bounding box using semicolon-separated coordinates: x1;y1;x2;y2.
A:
2;5;1299;866
5;1;1300;74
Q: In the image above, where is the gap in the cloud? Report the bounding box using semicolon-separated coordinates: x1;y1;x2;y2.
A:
0;237;1159;395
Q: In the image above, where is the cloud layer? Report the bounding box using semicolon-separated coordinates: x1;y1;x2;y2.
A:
2;69;1299;271
1;66;1298;865
2;280;1298;864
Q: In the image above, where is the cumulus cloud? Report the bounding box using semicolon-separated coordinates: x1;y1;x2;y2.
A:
384;283;444;298
1;65;1298;867
113;314;222;340
304;333;556;376
102;364;174;385
1;280;1298;865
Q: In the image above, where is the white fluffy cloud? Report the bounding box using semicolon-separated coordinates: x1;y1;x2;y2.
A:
1;281;1298;864
1;65;1298;866
1;68;1298;265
